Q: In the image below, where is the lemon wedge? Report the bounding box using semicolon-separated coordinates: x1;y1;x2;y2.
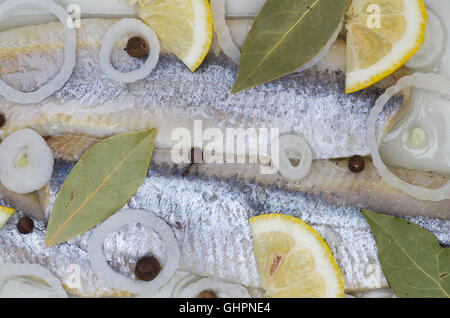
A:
345;0;427;93
136;0;213;72
249;214;344;298
0;206;15;229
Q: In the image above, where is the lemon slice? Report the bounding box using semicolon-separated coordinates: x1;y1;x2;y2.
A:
249;214;344;298
345;0;427;93
136;0;213;72
0;206;15;229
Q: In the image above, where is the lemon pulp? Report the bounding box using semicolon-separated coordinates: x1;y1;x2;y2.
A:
136;0;213;72
249;214;344;298
345;0;427;93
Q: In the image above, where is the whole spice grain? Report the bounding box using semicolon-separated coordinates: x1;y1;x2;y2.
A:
348;155;365;173
17;216;34;234
126;36;149;58
197;290;218;298
135;255;161;281
0;113;5;128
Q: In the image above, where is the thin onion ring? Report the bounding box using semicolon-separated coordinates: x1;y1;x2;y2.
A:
0;263;67;298
177;277;251;298
294;19;343;73
273;134;312;182
137;271;200;298
0;0;76;104
211;0;241;64
87;209;180;294
368;72;450;201
405;10;445;71
100;18;160;83
211;0;342;72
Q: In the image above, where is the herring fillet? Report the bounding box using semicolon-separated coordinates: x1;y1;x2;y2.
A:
44;144;450;219
1;159;450;297
0;19;407;160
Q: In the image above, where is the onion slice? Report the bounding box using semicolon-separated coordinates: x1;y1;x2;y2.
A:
350;288;395;298
368;73;450;201
100;18;160;83
0;129;54;194
211;0;241;64
273;134;312;182
177;278;251;298
211;0;342;72
0;0;76;104
294;19;343;73
405;10;445;71
0;263;67;298
87;209;180;294
137;271;200;298
226;0;266;17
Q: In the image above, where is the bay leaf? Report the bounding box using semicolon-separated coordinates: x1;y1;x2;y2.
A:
45;128;157;246
362;210;450;298
231;0;349;94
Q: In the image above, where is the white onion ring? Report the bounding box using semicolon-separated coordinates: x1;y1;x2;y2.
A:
100;18;160;83
0;129;54;194
368;73;450;201
211;0;241;64
87;209;180;294
211;0;341;72
0;263;67;298
177;278;251;298
273;134;312;182
0;0;76;104
137;271;200;298
226;0;266;16
405;10;446;71
351;288;395;298
294;19;343;73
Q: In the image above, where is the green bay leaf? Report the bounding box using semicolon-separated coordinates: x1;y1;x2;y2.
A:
45;128;157;246
362;210;450;298
231;0;349;94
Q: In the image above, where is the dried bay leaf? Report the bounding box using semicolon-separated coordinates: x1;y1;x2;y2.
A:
362;210;450;298
231;0;349;93
45;129;157;246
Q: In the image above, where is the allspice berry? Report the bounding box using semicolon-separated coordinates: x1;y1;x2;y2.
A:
126;36;149;58
348;155;365;173
197;290;218;298
17;216;34;234
135;255;161;281
0;113;5;128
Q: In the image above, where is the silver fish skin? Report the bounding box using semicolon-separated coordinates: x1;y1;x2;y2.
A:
0;19;406;160
2;160;449;297
40;149;450;220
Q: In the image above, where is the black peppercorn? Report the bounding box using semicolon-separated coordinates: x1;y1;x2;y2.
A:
0;113;5;128
135;255;161;281
197;290;218;298
125;36;149;58
348;155;365;173
17;216;34;234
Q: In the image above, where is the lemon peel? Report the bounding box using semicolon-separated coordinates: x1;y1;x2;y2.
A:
345;0;427;93
249;214;344;298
